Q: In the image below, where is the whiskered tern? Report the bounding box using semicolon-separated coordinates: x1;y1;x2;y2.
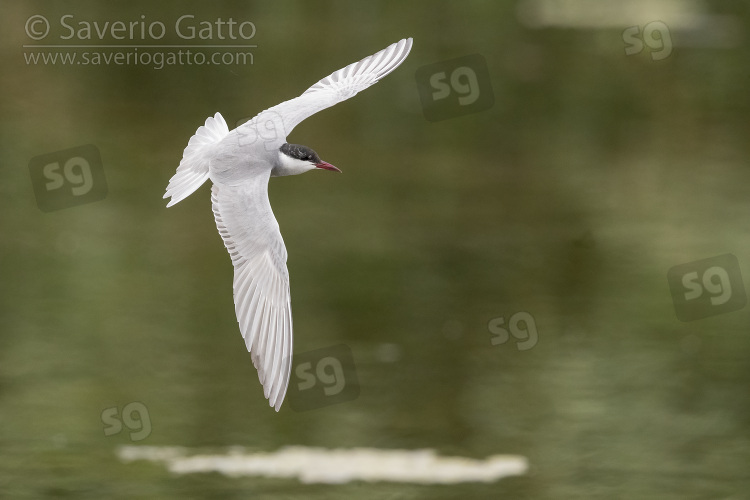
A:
164;38;413;410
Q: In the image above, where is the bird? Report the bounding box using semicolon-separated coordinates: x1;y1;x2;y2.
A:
164;38;413;411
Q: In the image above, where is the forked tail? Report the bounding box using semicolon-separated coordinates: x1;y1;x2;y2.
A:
163;112;229;207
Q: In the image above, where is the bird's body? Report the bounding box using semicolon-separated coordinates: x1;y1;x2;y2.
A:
164;38;413;411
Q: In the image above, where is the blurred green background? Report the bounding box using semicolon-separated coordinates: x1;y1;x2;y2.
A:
2;0;750;498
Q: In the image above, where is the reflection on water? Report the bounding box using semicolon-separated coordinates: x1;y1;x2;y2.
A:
118;446;528;484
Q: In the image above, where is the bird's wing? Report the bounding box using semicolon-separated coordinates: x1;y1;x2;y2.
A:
237;38;413;140
211;178;292;411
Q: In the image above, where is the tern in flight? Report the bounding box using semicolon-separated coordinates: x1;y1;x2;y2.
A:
164;38;413;411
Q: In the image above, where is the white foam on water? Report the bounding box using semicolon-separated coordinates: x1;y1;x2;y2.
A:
117;445;528;484
517;0;705;29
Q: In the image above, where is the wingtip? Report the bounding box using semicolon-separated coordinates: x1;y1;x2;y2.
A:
271;397;282;412
404;38;413;57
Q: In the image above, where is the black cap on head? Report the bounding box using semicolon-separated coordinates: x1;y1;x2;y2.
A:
280;143;321;164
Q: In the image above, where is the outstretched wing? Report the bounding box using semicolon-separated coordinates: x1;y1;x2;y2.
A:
211;178;292;411
237;38;413;140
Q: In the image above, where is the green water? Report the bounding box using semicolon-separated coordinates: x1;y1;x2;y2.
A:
2;1;749;498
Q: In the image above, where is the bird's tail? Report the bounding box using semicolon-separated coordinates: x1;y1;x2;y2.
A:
164;112;230;207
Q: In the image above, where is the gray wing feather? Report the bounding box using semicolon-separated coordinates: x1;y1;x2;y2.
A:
237;38;413;140
211;178;292;411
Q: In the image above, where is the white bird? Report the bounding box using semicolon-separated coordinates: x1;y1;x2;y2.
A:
164;38;413;411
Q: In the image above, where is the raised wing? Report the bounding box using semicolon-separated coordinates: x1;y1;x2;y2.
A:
211;179;292;411
238;38;413;140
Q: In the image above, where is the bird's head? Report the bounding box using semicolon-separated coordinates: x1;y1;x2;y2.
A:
275;143;341;176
